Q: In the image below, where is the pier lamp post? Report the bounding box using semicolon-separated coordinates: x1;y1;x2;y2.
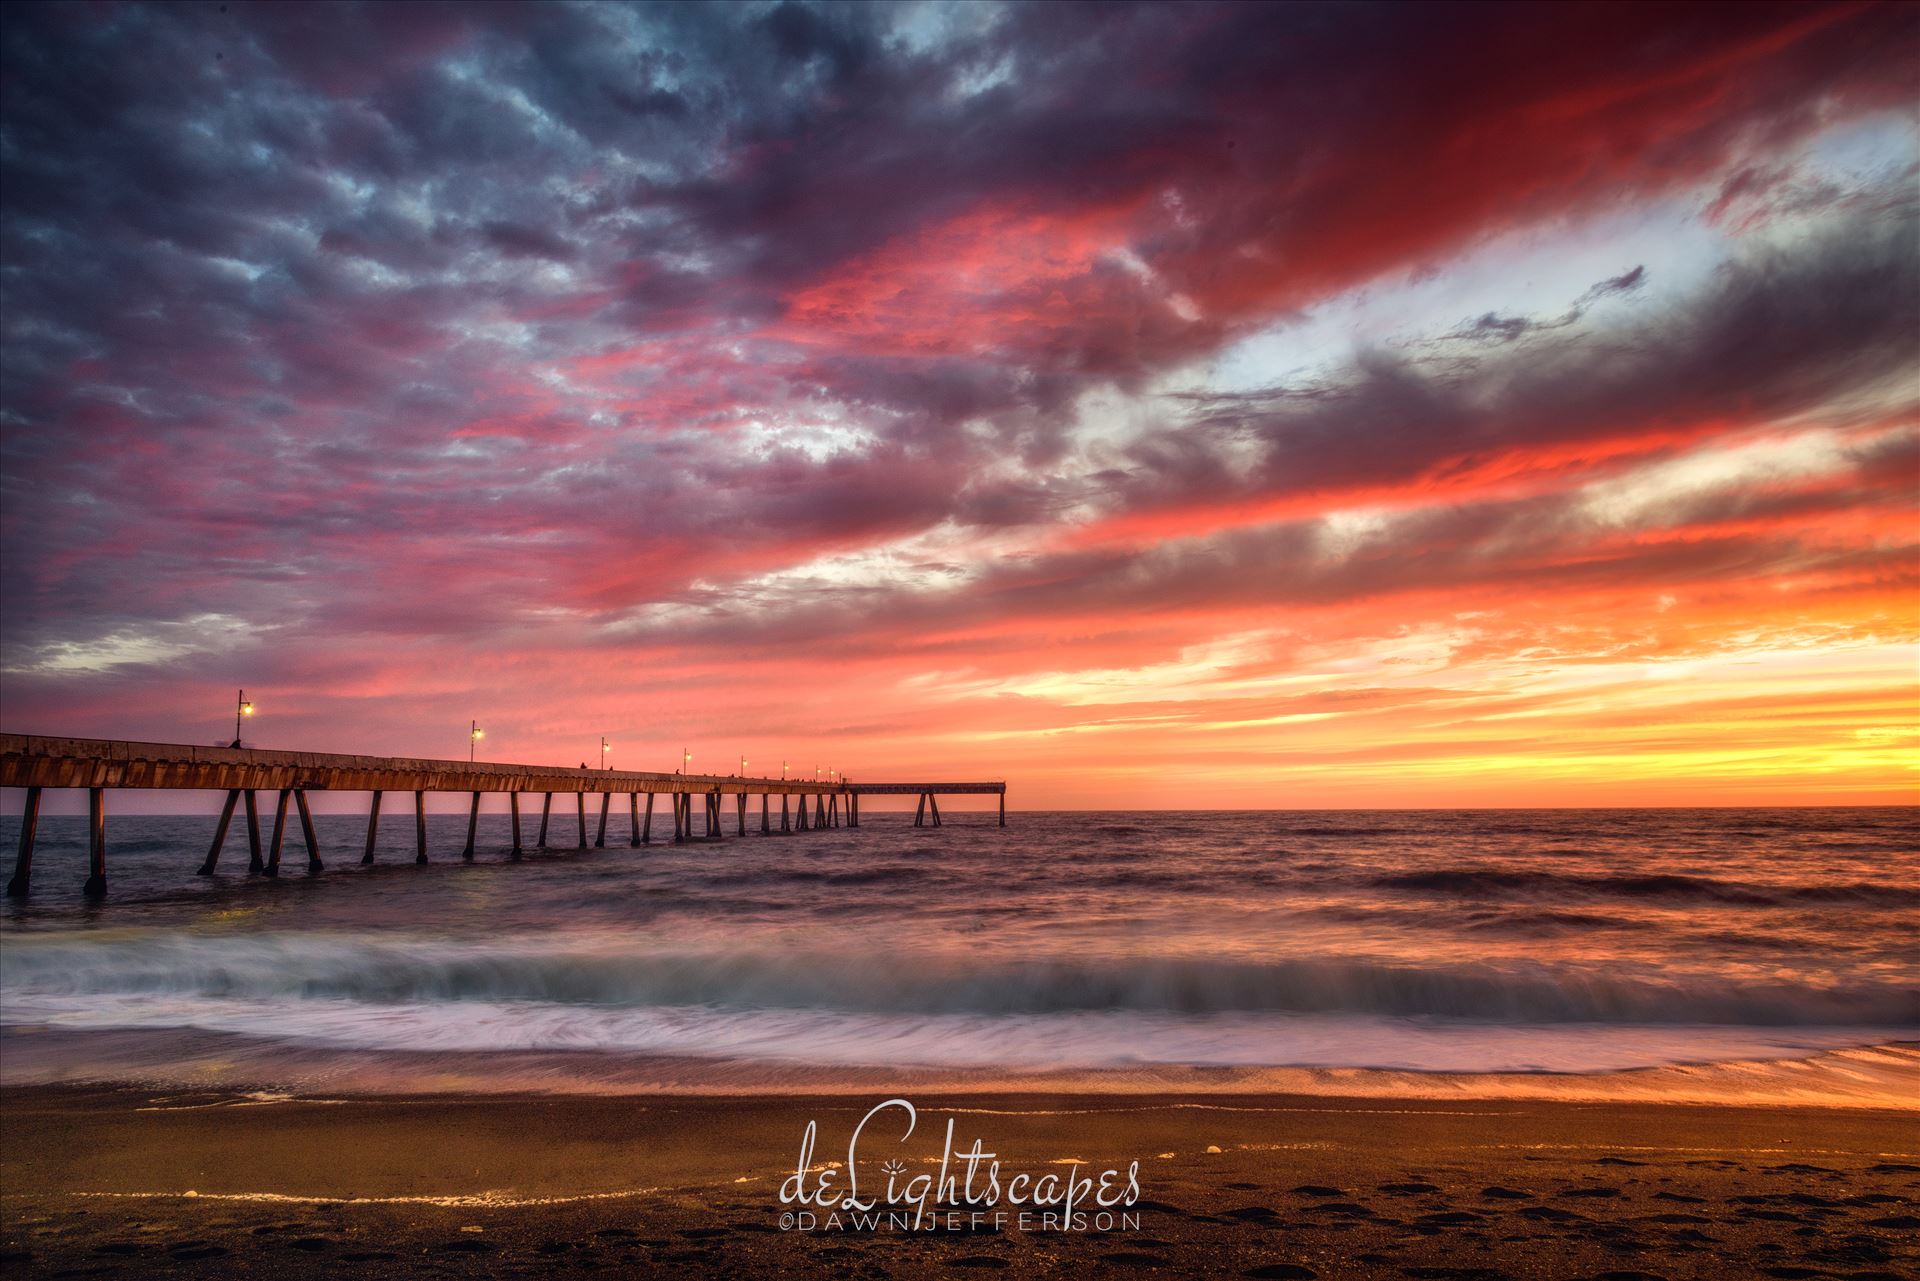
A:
781;761;788;780
470;720;483;762
233;690;254;747
740;755;747;776
602;737;611;769
681;748;691;775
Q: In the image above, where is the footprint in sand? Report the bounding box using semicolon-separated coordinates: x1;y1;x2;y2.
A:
1224;1206;1283;1222
1243;1265;1317;1280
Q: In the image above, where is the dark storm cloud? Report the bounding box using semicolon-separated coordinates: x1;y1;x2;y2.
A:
0;0;1914;680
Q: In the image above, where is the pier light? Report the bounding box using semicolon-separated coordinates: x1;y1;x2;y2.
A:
781;761;788;779
233;689;254;746
470;720;483;762
740;755;747;775
681;748;691;774
602;736;611;769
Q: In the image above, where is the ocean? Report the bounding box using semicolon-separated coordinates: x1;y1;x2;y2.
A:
1;806;1915;1101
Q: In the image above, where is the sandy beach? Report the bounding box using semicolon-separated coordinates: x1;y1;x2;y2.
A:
4;1085;1916;1279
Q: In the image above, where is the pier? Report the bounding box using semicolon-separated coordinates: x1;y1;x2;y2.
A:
0;734;1007;899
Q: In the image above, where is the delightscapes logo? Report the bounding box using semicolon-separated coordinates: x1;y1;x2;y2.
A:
778;1098;1142;1233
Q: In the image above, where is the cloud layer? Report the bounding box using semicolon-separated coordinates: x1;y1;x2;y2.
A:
2;0;1915;805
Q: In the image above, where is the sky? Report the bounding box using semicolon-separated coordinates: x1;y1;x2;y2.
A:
1;0;1916;811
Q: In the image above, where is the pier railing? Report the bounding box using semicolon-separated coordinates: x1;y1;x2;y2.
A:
0;733;1006;899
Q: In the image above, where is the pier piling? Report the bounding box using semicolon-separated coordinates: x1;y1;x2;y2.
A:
537;792;551;849
464;791;481;861
414;790;428;864
642;792;654;844
7;785;40;896
596;792;610;848
510;792;523;860
294;790;322;872
266;788;291;877
362;790;383;864
628;794;641;847
245;790;263;873
83;786;105;899
199;789;240;876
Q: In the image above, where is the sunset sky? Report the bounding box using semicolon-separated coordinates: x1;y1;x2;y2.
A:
1;0;1916;810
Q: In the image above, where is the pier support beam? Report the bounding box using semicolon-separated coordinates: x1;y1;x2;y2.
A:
737;792;746;836
199;789;240;876
929;794;942;827
295;790;323;872
576;793;588;848
914;793;926;827
362;790;383;865
642;793;654;845
761;794;770;834
780;794;790;832
815;794;827;829
629;794;641;847
415;790;429;864
510;792;523;860
7;785;41;897
245;790;263;874
83;786;106;899
464;790;481;861
998;791;1005;827
537;793;551;849
266;788;291;877
596;793;610;848
849;793;858;828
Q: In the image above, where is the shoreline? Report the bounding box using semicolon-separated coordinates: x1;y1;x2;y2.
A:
4;1083;1916;1278
5;1026;1917;1110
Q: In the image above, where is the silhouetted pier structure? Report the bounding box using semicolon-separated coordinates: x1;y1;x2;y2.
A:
0;734;1007;899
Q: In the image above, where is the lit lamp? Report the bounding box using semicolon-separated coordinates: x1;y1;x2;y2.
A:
470;720;483;763
681;748;691;775
234;689;254;747
602;737;612;769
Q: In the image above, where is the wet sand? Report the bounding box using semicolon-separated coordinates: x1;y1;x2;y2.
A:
3;1086;1916;1278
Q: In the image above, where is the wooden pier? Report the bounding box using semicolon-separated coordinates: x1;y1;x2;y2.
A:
0;734;1006;899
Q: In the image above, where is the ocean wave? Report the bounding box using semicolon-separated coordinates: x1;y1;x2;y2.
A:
3;931;1914;1027
1369;869;1920;907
